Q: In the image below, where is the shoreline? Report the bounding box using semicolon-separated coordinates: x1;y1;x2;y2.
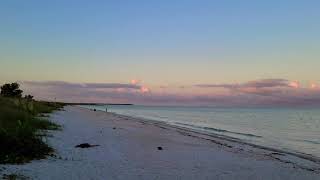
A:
1;106;319;179
82;105;320;160
107;110;320;165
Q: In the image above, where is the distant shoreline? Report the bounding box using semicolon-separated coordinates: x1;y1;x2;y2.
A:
64;103;134;106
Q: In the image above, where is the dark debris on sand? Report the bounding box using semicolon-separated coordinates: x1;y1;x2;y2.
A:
75;143;100;148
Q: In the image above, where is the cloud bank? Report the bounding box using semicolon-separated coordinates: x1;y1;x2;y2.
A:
24;81;141;89
20;79;320;107
195;79;295;89
195;79;303;96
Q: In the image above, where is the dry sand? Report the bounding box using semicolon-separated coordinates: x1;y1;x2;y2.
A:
1;106;319;180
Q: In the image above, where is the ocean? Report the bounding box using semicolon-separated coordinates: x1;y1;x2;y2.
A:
81;105;320;157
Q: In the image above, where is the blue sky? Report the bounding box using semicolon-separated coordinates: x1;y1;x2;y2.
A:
1;1;320;105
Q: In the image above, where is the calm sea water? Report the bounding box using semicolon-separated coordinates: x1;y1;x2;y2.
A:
81;105;320;157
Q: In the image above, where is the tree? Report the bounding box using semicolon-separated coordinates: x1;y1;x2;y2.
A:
24;94;34;101
0;82;23;98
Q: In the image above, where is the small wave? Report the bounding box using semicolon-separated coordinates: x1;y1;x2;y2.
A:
203;127;228;132
294;139;320;145
175;122;262;138
304;140;320;145
153;115;169;119
175;122;202;129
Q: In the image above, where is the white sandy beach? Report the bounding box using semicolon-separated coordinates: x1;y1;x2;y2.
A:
1;106;319;180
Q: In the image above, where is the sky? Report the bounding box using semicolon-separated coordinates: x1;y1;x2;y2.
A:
1;0;320;106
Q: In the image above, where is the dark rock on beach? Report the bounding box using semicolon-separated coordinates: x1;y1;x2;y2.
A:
75;143;100;148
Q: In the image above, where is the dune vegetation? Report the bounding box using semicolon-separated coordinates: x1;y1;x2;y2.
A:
0;83;64;164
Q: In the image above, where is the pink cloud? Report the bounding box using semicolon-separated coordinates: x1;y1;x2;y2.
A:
140;86;150;93
288;81;300;88
131;79;140;85
310;83;318;89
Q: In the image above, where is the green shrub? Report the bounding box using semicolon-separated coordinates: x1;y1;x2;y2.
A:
0;97;63;164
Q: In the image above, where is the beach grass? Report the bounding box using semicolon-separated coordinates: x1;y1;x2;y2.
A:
0;97;64;164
